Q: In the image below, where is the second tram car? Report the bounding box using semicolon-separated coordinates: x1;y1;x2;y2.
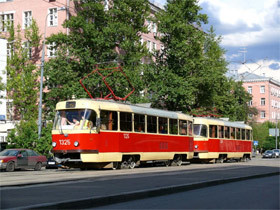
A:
52;99;194;169
193;117;253;163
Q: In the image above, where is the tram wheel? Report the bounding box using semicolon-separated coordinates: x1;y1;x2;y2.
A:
128;157;136;169
112;162;121;170
172;155;183;166
164;160;171;167
120;156;136;169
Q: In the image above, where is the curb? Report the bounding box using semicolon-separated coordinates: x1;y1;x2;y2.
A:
25;171;280;209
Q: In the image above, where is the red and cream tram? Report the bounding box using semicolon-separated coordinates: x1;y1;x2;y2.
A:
52;99;194;169
193;117;253;163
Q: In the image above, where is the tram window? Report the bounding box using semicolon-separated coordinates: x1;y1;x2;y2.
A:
100;110;118;130
209;125;217;138
120;112;132;131
236;128;241;140
158;117;167;134
169;119;178;135
218;126;224;138
188;121;193;136
230;127;235;139
134;114;145;133
225;126;230;139
80;109;97;130
179;120;187;135
242;129;246;140
194;124;207;137
246;129;251;140
147;116;157;133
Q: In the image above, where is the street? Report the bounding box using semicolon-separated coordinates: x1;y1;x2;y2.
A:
0;157;279;209
96;175;280;209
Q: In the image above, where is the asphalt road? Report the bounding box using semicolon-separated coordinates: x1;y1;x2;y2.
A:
0;157;279;209
96;175;280;209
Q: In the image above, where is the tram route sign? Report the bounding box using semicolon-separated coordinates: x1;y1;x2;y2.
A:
269;129;279;136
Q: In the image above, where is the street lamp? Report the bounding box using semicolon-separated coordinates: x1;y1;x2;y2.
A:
38;7;66;139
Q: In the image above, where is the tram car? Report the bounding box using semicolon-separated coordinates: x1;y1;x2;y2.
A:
51;99;194;169
193;117;253;163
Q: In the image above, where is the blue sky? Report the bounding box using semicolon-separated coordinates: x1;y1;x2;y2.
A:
153;0;280;81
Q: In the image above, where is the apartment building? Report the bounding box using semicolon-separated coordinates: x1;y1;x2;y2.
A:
238;72;280;123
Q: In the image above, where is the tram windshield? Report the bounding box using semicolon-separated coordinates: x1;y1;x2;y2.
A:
53;109;97;130
193;124;208;137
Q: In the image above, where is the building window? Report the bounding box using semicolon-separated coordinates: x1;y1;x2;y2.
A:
47;42;56;57
248;86;252;94
147;20;152;32
147;40;152;52
272;112;275;119
23;41;31;58
23;11;32;29
104;0;109;11
152;42;156;51
0;13;14;32
6;101;13;121
260;86;265;93
261;98;265;106
260;111;265;119
7;42;13;57
249;100;252;106
152;22;157;33
48;8;58;26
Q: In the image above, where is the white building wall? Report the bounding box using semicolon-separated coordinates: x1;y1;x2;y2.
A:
0;38;14;146
0;38;7;119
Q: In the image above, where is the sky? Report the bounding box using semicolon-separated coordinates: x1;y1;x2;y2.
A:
153;0;280;81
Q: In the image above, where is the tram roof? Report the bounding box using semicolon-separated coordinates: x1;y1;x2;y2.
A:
56;99;193;120
194;117;252;129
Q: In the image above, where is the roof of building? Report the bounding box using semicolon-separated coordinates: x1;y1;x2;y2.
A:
227;71;280;87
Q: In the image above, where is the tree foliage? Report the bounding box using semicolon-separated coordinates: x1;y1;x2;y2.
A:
44;0;151;119
6;20;41;121
252;121;280;151
146;0;251;121
7;120;52;156
5;20;52;156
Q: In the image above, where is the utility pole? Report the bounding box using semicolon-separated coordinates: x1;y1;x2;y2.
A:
239;47;247;64
276;115;278;149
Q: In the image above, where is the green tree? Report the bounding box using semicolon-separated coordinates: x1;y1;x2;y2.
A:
147;0;208;111
5;20;52;155
252;121;280;151
6;20;41;121
6;120;52;156
147;1;252;121
44;0;150;119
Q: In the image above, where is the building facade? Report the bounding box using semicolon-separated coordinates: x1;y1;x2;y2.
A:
239;72;280;123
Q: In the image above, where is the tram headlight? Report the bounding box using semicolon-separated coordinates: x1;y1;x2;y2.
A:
74;141;79;147
52;142;57;148
194;145;198;149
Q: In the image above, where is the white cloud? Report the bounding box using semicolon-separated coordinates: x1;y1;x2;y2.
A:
199;0;280;47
